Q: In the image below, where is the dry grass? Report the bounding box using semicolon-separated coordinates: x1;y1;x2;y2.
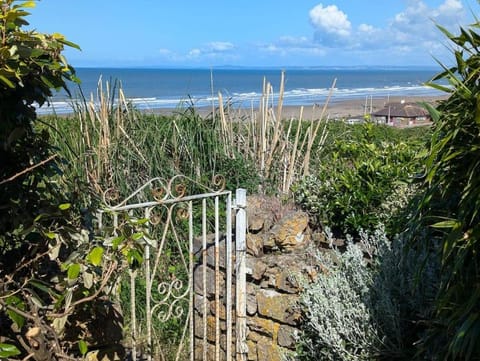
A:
216;71;334;194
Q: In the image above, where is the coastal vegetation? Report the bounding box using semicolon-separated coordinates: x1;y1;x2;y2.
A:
1;1;479;360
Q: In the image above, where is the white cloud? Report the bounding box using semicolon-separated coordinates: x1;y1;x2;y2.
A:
309;4;351;38
188;48;202;58
439;0;463;13
207;41;234;52
304;0;468;63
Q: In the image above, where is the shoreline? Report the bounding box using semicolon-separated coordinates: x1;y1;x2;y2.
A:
148;94;447;120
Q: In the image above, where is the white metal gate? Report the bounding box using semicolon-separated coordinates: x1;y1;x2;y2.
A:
97;176;247;361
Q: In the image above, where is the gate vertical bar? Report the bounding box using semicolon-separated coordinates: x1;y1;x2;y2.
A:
144;208;152;361
130;269;137;361
214;196;220;361
145;210;152;361
235;189;248;361
225;192;233;361
189;201;194;361
202;199;208;361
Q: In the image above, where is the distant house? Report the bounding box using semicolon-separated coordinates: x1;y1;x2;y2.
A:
372;101;430;126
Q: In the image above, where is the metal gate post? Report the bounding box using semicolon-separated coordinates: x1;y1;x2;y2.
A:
235;189;248;361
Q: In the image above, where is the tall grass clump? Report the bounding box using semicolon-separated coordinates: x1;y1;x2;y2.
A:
45;78;260;204
216;71;333;195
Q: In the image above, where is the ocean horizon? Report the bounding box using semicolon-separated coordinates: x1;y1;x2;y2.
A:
40;66;446;114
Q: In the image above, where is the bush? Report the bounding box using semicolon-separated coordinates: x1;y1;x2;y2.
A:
406;19;480;359
297;226;440;361
293;122;423;236
0;2;134;359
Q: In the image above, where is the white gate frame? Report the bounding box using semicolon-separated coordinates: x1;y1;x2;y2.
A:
97;177;247;361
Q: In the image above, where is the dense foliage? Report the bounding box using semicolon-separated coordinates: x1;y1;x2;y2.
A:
406;21;480;359
293;122;427;236
0;2;134;359
298;227;440;361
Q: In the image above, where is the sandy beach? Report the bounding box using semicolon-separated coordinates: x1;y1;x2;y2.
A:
151;95;447;121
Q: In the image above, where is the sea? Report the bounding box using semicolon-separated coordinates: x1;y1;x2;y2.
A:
39;67;446;114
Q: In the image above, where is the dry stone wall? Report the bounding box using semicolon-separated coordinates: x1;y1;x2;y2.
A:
244;195;318;361
192;195;318;361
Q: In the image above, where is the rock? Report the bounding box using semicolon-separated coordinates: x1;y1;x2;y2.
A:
193;341;226;361
247;283;258;315
246;196;277;233
247;339;258;361
275;271;299;294
247;258;267;281
256;289;300;326
193;315;217;342
194;237;230;270
256;336;285;361
277;325;298;349
247;316;280;339
209;299;227;321
194;265;225;298
247;233;264;257
267;211;309;251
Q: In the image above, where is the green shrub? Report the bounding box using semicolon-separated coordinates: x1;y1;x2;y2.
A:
297;226;440;361
293;122;423;236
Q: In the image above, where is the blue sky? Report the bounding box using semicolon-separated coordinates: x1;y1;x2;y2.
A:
28;0;476;68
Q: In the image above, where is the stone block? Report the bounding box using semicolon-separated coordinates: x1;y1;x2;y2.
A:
247;339;258;361
194;264;225;298
194;315;217;342
247;233;264;257
267;211;309;251
256;289;300;326
247;283;258;315
247;316;280;339
256;336;285;361
275;270;299;294
277;325;298;349
247;257;267;281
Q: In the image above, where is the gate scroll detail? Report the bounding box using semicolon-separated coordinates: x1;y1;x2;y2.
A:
97;175;247;361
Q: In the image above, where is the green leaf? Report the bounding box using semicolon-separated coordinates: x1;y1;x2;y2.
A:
111;235;125;249
44;231;56;239
20;1;36;9
132;232;144;241
58;203;71;210
432;220;461;229
78;340;88;356
0;74;15;88
29;279;60;298
67;263;81;280
5;296;25;328
87;246;104;266
0;343;21;358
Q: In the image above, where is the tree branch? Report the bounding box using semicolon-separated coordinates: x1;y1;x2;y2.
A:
0;154;57;185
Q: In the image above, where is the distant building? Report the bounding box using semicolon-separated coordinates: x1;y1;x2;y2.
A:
372;101;430;126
